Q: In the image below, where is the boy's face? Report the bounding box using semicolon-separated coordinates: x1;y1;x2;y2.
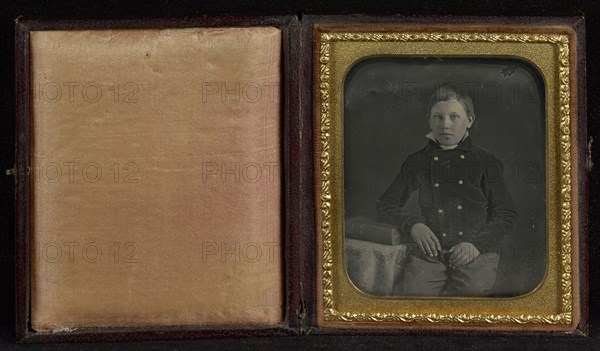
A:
428;99;474;146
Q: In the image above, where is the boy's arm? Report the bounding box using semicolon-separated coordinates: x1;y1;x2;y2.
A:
376;159;425;235
470;155;519;252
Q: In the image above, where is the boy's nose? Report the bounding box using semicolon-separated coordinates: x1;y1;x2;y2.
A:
441;116;452;128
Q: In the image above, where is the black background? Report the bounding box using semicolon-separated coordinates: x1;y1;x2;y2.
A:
344;57;546;296
1;1;598;350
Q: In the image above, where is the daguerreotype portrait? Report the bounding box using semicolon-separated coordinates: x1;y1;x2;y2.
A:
344;59;544;298
314;23;583;332
13;16;585;344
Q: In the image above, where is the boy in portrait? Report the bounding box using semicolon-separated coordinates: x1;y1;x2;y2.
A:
377;84;519;296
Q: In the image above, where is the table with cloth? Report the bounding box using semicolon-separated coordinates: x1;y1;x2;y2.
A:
344;238;408;296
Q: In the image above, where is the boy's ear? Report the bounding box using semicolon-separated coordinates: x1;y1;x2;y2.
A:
467;114;475;126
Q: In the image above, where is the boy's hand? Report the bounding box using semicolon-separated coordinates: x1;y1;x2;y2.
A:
449;242;480;268
410;223;441;257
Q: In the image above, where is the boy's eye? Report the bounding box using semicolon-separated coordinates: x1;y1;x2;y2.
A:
450;114;459;120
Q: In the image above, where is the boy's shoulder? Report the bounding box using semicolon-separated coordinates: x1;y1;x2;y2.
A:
470;142;505;165
470;143;494;157
404;144;430;161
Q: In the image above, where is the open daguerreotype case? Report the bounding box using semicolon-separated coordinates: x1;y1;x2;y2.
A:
15;15;587;343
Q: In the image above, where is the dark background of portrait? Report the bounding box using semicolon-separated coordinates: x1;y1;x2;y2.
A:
344;57;546;296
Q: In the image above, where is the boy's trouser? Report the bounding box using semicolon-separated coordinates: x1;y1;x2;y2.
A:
400;249;500;296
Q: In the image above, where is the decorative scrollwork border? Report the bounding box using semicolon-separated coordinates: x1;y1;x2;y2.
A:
318;32;573;324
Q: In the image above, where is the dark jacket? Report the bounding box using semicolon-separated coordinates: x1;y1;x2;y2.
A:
376;136;518;253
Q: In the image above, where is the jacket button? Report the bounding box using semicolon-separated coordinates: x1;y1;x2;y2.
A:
441;233;447;237
458;231;463;236
460;154;465;159
458;180;463;185
434;183;439;187
433;156;439;161
457;205;463;210
437;209;444;214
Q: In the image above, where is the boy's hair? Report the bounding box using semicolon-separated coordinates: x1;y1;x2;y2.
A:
425;84;475;120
